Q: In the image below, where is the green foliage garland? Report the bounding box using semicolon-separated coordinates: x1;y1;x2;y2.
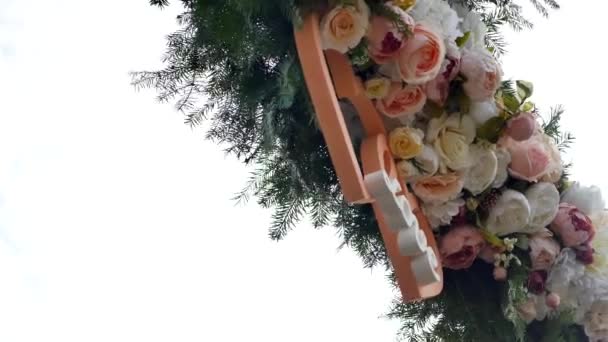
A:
132;1;590;341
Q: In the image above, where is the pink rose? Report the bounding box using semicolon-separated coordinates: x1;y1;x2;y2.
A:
439;225;486;270
366;6;415;64
505;112;538;142
397;24;445;85
529;234;561;271
460;49;502;101
550;203;596;247
376;82;426;118
424;43;461;105
500;134;551;182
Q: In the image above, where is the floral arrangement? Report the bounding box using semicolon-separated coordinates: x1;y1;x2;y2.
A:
318;0;606;340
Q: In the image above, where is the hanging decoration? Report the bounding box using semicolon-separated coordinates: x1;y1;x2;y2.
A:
136;0;605;340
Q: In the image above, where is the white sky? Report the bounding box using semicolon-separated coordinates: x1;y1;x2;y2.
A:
0;1;606;341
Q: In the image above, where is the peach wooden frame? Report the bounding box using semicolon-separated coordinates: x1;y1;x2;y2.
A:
294;14;443;302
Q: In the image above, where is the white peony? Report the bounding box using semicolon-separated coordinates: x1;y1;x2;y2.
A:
422;198;465;230
485;190;531;236
525;182;560;231
409;0;462;42
426;113;476;171
492;147;511;188
464;144;497;195
562;182;606;217
460;48;503;101
469;100;499;126
320;0;370;53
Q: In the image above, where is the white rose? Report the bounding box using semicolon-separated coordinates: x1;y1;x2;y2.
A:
525;182;560;231
486;190;531;236
584;301;608;342
469;100;499;126
464;144;497;195
562;182;606;217
460;49;503;101
422;198;465;230
320;0;370;53
492;147;511;188
426;113;476;171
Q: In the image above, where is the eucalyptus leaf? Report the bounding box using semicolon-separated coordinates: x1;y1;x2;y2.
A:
502;93;521;113
516;80;534;101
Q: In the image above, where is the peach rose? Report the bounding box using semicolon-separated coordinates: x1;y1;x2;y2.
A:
320;0;370;53
396;24;445;85
550;203;596;247
376;83;426;118
412;173;464;203
424;43;461;105
439;225;486;270
460;48;502;101
366;5;414;64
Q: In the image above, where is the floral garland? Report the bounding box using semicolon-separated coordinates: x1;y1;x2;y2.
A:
318;0;606;340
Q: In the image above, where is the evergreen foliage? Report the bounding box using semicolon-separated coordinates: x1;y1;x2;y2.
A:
133;1;579;340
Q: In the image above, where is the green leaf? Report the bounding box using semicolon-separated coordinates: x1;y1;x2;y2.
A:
456;31;471;48
521;101;535;113
476;116;506;143
502;93;521;113
516;80;534;101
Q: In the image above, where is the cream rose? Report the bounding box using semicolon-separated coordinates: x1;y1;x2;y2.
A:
389;126;424;159
412;173;464;203
464;144;498;195
526;182;560;231
320;0;370;53
460;48;502;101
377;83;427;119
397;24;445;85
486;190;532;236
492;147;511;188
396;160;420;182
365;77;391;99
426;113;476;171
414;144;440;176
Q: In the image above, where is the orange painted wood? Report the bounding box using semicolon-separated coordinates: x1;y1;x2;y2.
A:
293;13;371;205
294;14;443;301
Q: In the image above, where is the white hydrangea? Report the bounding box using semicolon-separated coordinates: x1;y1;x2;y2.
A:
409;0;462;42
422;198;465;230
562;182;606;217
453;5;488;51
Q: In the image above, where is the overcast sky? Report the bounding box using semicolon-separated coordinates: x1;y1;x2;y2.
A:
0;1;606;341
